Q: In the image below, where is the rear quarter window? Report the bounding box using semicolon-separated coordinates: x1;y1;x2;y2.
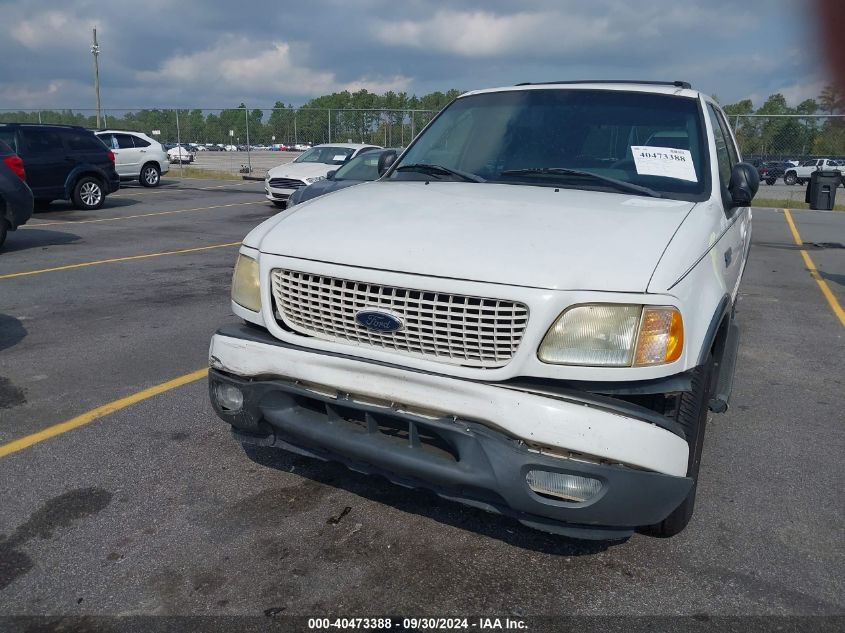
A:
64;130;108;152
0;130;17;152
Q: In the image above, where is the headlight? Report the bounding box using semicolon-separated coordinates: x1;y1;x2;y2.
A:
305;176;325;184
231;253;261;312
538;304;683;367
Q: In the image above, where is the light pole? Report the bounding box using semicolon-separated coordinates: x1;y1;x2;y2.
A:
91;27;102;129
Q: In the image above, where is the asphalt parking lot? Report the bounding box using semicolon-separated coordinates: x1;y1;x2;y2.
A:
0;179;842;622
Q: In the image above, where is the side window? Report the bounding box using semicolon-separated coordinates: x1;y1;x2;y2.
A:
132;135;151;148
715;111;739;165
98;134;118;149
113;134;135;149
23;129;64;154
707;105;732;184
0;129;17;152
65;130;107;152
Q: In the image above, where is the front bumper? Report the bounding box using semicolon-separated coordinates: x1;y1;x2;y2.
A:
208;324;693;539
264;185;296;202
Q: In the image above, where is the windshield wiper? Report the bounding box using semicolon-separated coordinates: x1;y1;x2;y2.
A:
396;163;486;183
500;167;662;198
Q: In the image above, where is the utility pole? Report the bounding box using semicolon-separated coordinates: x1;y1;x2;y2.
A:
91;27;102;128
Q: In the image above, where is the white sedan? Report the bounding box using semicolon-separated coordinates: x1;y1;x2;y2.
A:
167;146;194;164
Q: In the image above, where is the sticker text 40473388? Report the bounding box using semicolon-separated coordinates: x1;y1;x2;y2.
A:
630;145;698;182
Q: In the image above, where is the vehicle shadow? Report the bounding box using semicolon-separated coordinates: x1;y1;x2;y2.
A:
820;270;845;288
242;444;623;556
1;229;81;254
35;197;141;214
0;314;26;352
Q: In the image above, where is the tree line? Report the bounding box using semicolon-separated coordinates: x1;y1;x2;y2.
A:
721;84;845;157
0;89;464;146
3;84;844;156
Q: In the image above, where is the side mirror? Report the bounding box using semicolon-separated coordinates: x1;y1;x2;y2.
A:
377;150;398;176
326;170;336;180
728;162;759;207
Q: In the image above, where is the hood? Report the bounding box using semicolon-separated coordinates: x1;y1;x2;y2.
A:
251;181;694;292
298;178;362;203
267;162;337;180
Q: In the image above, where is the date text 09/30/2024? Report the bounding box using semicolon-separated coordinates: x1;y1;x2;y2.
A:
307;617;528;630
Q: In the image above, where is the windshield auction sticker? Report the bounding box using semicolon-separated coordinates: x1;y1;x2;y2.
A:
631;146;698;181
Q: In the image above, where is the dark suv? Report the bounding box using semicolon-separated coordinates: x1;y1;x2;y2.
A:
0;124;120;210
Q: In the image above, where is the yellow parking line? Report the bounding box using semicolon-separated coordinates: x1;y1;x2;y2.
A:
22;200;263;228
784;208;845;327
0;369;208;458
0;241;240;280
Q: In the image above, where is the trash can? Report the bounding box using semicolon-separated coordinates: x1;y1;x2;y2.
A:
805;170;841;210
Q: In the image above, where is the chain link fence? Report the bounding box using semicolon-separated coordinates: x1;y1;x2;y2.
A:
731;114;845;162
0;107;440;177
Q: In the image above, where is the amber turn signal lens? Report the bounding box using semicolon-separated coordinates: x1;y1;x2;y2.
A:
633;307;683;366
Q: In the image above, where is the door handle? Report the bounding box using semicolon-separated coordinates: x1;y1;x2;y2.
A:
139;149;146;153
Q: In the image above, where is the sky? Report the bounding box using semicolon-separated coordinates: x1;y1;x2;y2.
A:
0;0;829;112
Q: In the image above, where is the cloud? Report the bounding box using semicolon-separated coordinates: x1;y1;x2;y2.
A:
137;37;411;101
12;10;98;50
372;10;619;58
370;4;742;59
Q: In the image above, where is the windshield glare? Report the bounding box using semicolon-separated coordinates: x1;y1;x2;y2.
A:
295;146;355;165
392;89;709;200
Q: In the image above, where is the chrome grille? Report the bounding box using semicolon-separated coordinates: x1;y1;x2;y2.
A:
271;269;529;369
268;177;305;189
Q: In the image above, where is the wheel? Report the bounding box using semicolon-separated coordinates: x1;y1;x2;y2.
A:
765;178;776;185
784;171;797;185
72;176;105;210
140;163;161;187
640;355;715;538
272;201;287;209
0;219;7;250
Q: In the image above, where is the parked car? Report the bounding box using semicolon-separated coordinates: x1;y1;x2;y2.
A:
784;158;841;185
264;143;382;207
224;145;238;152
0;123;119;210
206;144;225;152
210;81;756;540
293;143;312;151
756;161;792;185
287;148;397;207
167;145;194;164
0;138;34;250
95;130;169;187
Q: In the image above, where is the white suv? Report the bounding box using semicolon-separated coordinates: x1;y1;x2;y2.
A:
264;143;381;207
95;130;169;187
209;81;757;541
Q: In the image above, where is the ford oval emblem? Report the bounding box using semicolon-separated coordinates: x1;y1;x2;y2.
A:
355;310;404;332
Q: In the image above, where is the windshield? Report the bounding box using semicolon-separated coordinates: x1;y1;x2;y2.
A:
332;151;382;181
391;89;709;200
295;146;355;165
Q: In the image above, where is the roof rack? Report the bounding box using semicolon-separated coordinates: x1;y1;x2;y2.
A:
0;122;86;129
514;80;692;89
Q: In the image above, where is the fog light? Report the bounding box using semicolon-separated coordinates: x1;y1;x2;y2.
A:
214;383;243;412
526;470;602;502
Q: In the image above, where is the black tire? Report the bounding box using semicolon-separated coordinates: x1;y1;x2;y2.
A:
71;176;105;210
139;163;161;187
765;178;776;185
784;171;797;185
640;355;715;538
272;201;286;209
0;219;7;250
